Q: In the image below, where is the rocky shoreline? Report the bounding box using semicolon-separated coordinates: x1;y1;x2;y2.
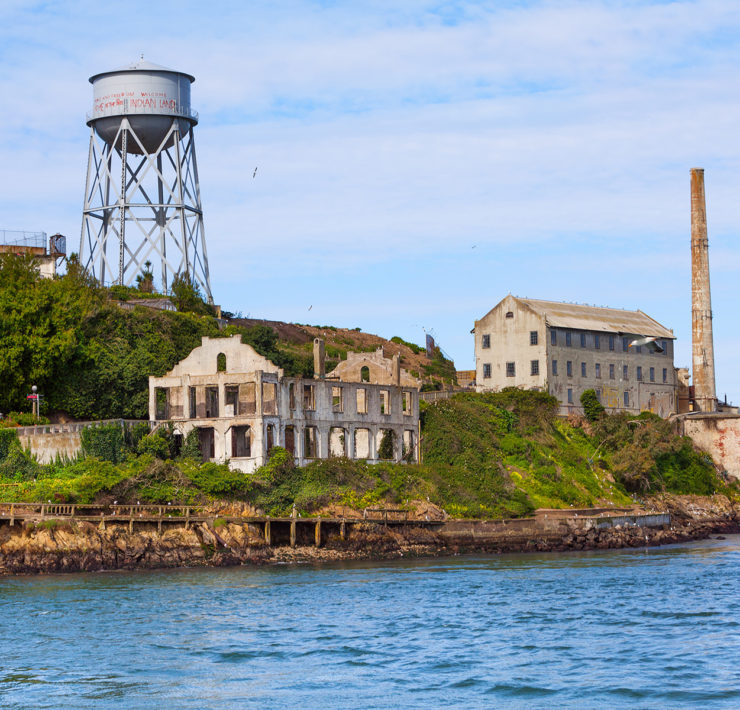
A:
0;494;737;575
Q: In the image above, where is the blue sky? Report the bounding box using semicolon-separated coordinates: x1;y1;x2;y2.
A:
1;0;740;401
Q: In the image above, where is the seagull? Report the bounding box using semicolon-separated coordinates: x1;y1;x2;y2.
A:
308;305;312;311
253;167;258;178
628;336;664;353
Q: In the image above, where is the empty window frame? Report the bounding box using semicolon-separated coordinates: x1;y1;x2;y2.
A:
225;385;239;416
594;334;600;350
649;367;655;383
303;384;315;410
189;386;197;419
483;363;492;379
378;429;395;460
402;391;412;415
637;366;643;381
155;387;168;420
482;334;491;349
581;362;587;377
552;359;558;376
609;364;615;380
380;389;391;415
266;424;275;452
551;329;557;346
609;336;615;351
580;332;586;348
329;427;346;457
360;366;370;383
530;360;539;376
289;382;296;410
332;386;344;413
567;388;573;404
506;362;516;377
567;360;573;377
595;363;601;379
239;382;257;415
663;368;668;383
530;331;538;345
262;382;277;415
403;430;416;462
566;331;572;347
198;427;215;461
303;427;318;458
231;425;251;457
505;311;514;319
354;428;370;459
356;388;368;414
217;352;226;372
284;426;296;456
205;386;219;418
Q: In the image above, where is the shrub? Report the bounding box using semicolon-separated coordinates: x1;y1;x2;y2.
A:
580;389;605;422
137;433;171;460
80;423;126;463
0;429;18;463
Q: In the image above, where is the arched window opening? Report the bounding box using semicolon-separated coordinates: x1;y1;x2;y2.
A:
360;366;370;382
217;353;226;372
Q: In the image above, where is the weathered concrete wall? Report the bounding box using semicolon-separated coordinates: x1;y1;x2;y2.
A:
678;413;740;480
20;431;81;464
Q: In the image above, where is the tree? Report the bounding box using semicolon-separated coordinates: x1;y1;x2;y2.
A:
170;272;214;316
580;389;605;422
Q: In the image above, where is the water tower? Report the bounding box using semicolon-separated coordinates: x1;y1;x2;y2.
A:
79;58;212;301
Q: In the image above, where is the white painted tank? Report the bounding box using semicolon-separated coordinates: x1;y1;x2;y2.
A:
87;59;198;154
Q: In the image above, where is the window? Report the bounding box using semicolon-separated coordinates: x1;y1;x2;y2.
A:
303;384;315;410
530;360;539;376
205;386;219;418
636;345;642;354
594;334;600;350
217;352;226;372
354;428;370;459
637;366;643;381
649;367;655;382
566;332;572;347
482;334;491;349
552;359;558;376
483;363;492;379
661;340;668;354
663;368;668;383
231;425;251;458
506;362;516;377
262;382;277;414
551;329;557;345
329;427;346;457
284;426;295;455
225;385;239;416
240;382;256;414
332;386;343;412
609;364;615;379
595;363;601;379
624;391;629;407
505;311;514;319
402;391;412;415
622;337;629;352
609;336;615;351
303;427;318;458
360;366;370;383
581;362;587;377
595;388;601;402
623;365;628;380
567;388;573;404
155;387;168;420
530;331;538;345
567;360;573;377
380;389;391;414
580;332;586;348
189;386;197;418
356;388;367;414
289;382;296;409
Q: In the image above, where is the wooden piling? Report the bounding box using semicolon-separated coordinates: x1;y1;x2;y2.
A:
315;517;322;547
340;519;346;541
290;520;296;547
265;518;272;546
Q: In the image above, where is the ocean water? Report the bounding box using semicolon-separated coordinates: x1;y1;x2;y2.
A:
1;536;739;709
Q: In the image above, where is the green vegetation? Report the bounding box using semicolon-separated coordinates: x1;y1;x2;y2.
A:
580;389;605;422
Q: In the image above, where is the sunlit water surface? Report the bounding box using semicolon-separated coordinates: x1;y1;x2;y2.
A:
1;536;739;709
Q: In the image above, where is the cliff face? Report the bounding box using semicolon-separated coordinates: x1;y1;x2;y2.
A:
0;495;737;576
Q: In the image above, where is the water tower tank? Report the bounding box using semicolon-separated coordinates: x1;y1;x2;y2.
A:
87;59;197;154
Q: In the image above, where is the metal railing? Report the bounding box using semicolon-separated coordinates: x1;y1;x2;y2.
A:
0;230;46;249
13;418;151;437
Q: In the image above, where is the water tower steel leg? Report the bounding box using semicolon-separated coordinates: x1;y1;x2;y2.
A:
157;152;167;293
172;127;190;281
118;125;128;286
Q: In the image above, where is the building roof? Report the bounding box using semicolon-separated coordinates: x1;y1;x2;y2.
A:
515;297;675;339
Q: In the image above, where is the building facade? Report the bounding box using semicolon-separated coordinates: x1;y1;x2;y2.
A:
473;295;678;416
148;336;420;473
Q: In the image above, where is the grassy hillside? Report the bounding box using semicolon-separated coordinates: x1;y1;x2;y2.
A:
0;391;731;517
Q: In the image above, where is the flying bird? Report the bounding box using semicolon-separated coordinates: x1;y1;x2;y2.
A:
308;305;313;311
253;167;258;178
628;336;664;353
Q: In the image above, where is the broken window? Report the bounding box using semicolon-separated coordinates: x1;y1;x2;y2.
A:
284;426;295;455
380;389;391;415
263;382;277;415
198;427;215;461
239;382;256;415
205;387;219;418
378;429;395;460
482;334;491;349
189;386;197;419
225;386;239;416
329;427;345;457
354;428;370;459
266;424;275;452
356;388;367;414
289;382;296;410
231;425;251;457
402;391;412;415
217;353;226;372
360;366;370;383
303;426;318;458
332;386;343;413
506;362;515;377
403;430;415;462
303;384;315;411
155;387;168;420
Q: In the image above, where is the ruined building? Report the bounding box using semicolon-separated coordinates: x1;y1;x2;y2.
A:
148;336;421;472
473;295;678;416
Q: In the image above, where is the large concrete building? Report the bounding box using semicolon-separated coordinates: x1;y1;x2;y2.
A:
148;335;420;472
473;295;678;416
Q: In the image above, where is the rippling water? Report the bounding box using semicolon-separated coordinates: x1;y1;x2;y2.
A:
1;536;739;709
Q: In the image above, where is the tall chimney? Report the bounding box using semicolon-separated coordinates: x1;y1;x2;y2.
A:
690;168;717;412
313;338;326;379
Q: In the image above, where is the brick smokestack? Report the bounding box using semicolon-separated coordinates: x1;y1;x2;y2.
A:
690;168;717;412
